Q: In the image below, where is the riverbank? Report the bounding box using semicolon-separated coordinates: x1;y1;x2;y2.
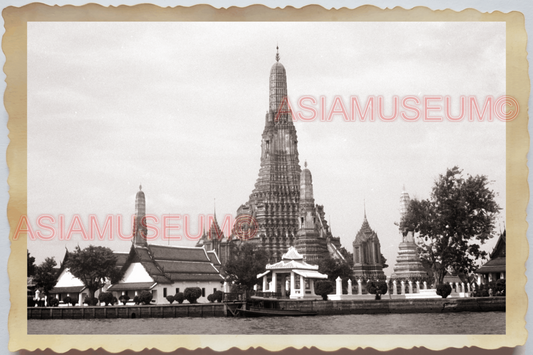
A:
27;296;504;319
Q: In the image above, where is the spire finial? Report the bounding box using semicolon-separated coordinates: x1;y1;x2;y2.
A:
304;160;307;168
214;198;217;221
139;184;142;191
364;199;367;219
275;45;280;62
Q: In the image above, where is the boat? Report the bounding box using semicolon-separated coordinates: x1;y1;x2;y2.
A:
239;296;318;317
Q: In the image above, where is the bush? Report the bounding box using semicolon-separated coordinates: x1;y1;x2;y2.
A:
63;296;77;306
119;294;130;305
47;296;59;307
98;292;115;306
366;281;388;296
133;296;141;305
436;283;452;299
139;291;153;305
174;292;185;304
83;296;99;306
213;290;224;303
184;287;202;304
27;296;35;307
314;281;334;300
166;295;175;304
495;279;506;296
207;294;214;303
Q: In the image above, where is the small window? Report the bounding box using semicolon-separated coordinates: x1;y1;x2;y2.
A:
202;288;205;297
175;288;180;294
163;288;167;297
213;288;217;293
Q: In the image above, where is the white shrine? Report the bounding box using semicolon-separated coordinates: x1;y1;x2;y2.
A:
257;246;328;300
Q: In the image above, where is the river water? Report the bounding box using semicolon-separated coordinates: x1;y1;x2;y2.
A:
28;312;504;334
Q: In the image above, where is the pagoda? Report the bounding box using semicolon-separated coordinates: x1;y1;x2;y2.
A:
391;188;429;279
351;209;386;280
232;47;342;262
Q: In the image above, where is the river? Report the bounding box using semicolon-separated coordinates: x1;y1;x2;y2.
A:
28;311;504;334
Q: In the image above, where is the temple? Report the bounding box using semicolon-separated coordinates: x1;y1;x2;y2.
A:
391;187;429;279
198;47;343;264
351;209;386;280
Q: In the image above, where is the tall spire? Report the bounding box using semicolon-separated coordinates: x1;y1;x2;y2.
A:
276;45;280;62
364;199;367;220
134;185;147;246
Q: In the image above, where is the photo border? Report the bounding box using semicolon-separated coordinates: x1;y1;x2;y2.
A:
5;3;529;352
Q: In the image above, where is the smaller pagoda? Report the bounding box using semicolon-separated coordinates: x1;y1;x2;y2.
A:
391;188;429;280
257;246;328;300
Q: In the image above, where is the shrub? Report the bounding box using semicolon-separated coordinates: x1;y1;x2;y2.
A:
98;292;115;306
139;291;153;305
207;294;214;303
133;296;141;305
174;292;185;304
436;283;452;299
119;294;130;305
83;295;99;306
27;296;35;307
63;296;77;306
166;295;175;304
495;279;506;296
366;281;388;296
315;281;334;301
47;296;59;307
213;290;224;303
184;287;202;304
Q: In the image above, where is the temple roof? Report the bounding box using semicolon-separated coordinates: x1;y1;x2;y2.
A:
353;214;379;245
118;244;224;285
282;246;304;260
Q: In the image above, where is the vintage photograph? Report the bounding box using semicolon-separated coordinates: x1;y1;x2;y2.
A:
23;20;509;336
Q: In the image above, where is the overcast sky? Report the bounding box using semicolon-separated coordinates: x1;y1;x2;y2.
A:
27;22;506;275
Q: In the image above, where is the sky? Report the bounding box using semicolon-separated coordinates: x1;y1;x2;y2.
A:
26;21;506;275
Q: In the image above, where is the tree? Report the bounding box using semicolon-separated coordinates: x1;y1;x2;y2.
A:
139;290;153;305
223;241;269;297
27;250;36;277
436;284;452;299
380;253;388;269
317;255;353;292
174;292;185;304
338;247;354;267
314;281;334;300
166;295;175;304
66;245;122;302
33;257;58;297
401;167;500;285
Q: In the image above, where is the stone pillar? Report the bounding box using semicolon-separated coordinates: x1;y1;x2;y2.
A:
78;293;83;307
310;279;316;296
455;282;460;293
336;277;342;296
423;281;427;290
461;283;465;294
291;271;296;297
416;281;420;293
501;272;505;280
347;279;353;295
467;283;471;293
300;275;305;297
408;280;413;294
272;272;277;293
400;281;405;295
262;276;267;291
357;279;362;295
223;281;229;293
477;274;482;286
280;275;286;296
253;284;258;291
393;280;397;295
